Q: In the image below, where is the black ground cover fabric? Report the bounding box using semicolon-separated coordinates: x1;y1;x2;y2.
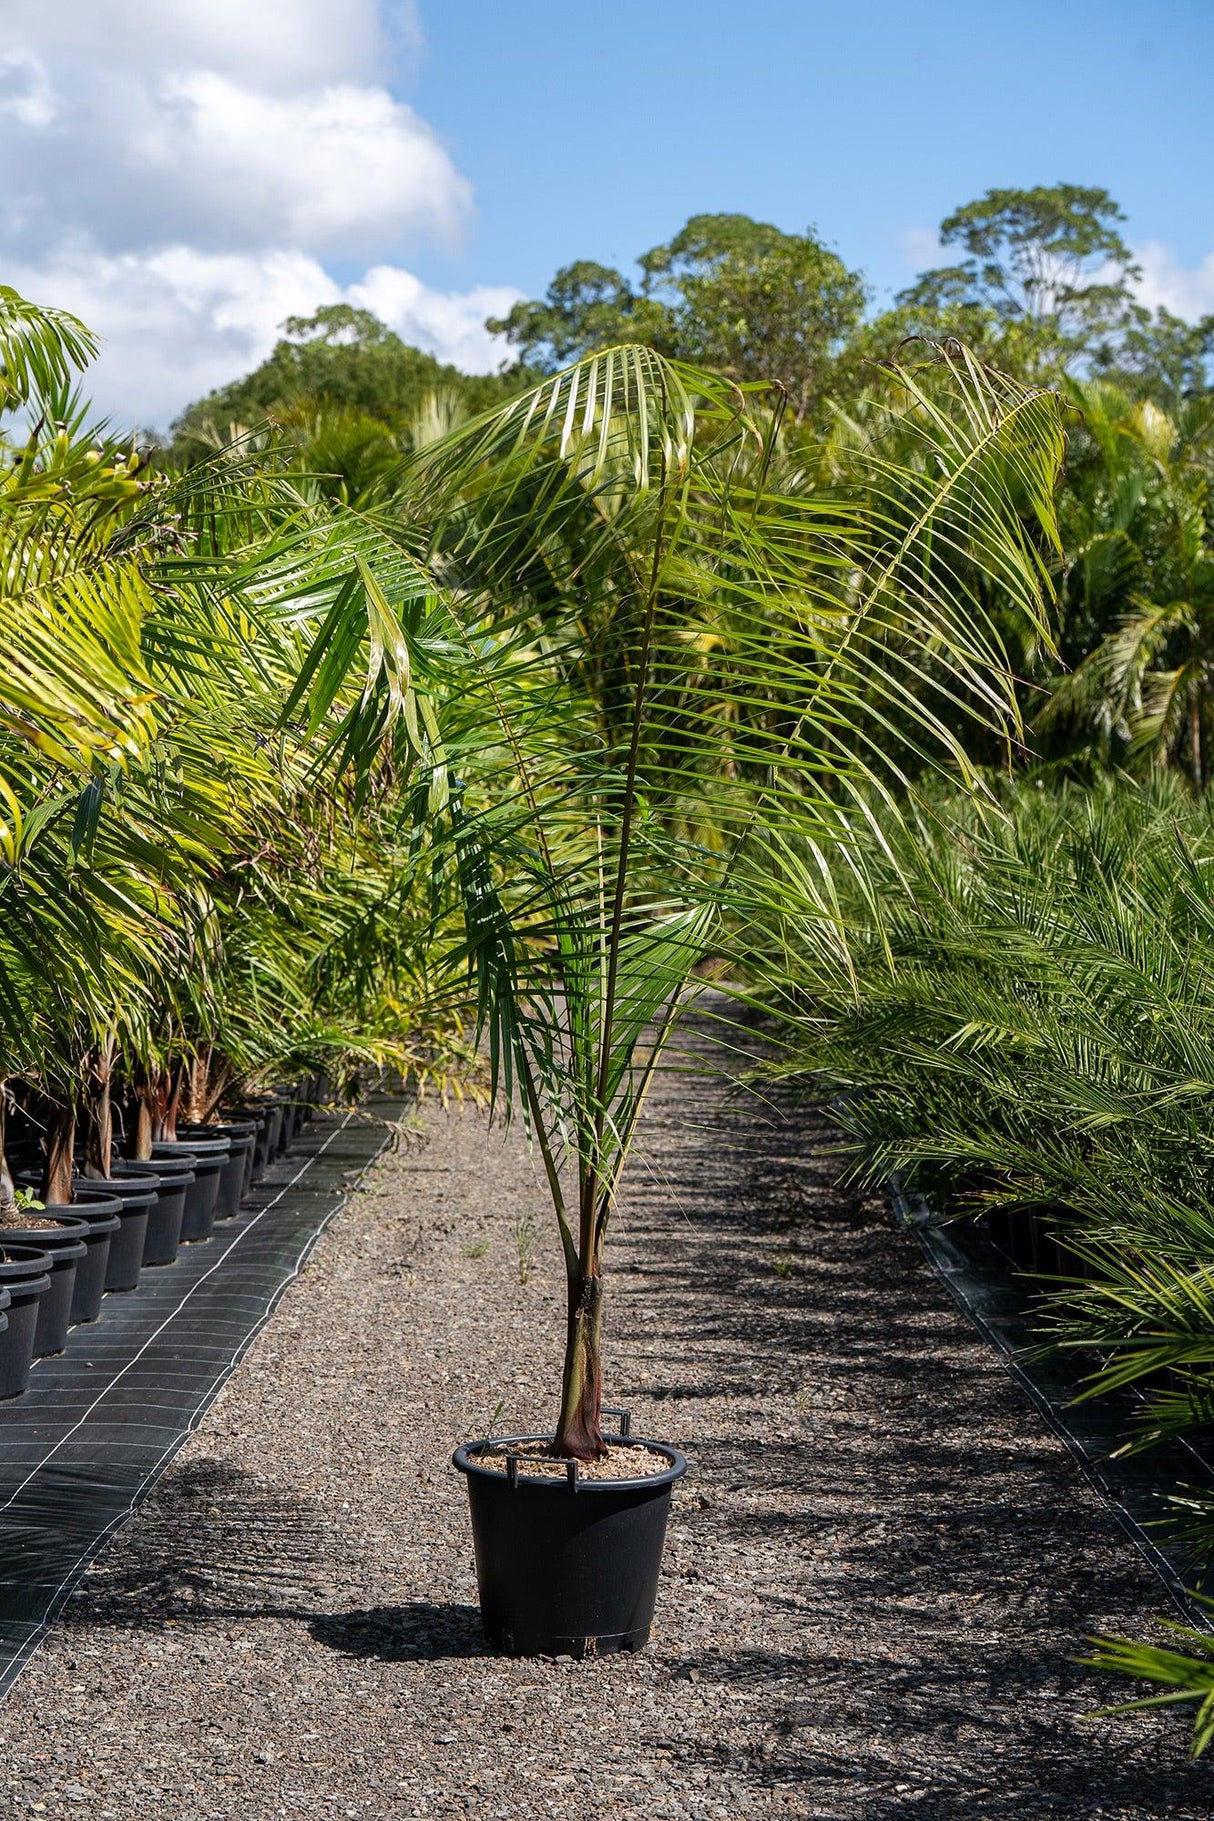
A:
896;1192;1214;1630
0;1098;403;1698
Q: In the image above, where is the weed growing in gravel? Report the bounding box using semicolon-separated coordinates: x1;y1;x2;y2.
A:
515;1216;535;1285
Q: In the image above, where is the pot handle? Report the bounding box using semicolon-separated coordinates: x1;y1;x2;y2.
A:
601;1407;632;1439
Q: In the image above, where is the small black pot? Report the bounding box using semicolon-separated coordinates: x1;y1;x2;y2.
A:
453;1422;686;1658
264;1096;291;1160
233;1107;271;1186
0;1253;48;1397
73;1176;155;1292
34;1193;122;1322
108;1162;187;1267
150;1141;226;1242
175;1125;254;1220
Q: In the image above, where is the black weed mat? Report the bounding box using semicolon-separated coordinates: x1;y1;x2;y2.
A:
0;1098;403;1698
894;1184;1214;1633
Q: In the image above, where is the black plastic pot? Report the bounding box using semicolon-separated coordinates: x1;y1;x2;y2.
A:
73;1176;155;1292
239;1114;263;1191
0;1252;48;1397
150;1141;227;1243
175;1124;254;1220
33;1192;122;1322
270;1096;292;1157
453;1419;686;1657
0;1219;88;1356
982;1204;1096;1282
234;1106;271;1186
108;1162;187;1267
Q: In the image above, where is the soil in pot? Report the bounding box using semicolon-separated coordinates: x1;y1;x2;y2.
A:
0;1254;46;1398
454;1426;686;1658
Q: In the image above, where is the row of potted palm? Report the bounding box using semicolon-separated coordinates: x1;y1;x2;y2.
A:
0;1085;311;1397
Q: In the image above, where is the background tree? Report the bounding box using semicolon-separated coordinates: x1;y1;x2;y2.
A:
891;184;1141;376
169;305;519;458
488;214;865;422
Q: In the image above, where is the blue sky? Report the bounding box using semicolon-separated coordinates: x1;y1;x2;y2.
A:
405;0;1214;308
2;0;1210;428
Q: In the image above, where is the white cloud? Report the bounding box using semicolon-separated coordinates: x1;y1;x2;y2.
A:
0;2;520;429
131;72;471;255
0;15;470;259
6;246;521;432
0;52;54;127
0;0;389;93
351;267;521;374
1132;240;1214;321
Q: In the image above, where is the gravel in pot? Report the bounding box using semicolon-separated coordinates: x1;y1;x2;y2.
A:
0;1252;47;1397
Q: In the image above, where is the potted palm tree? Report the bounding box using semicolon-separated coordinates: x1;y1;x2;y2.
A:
287;341;1067;1654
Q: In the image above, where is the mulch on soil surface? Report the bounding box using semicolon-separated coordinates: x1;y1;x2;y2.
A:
0;1007;1208;1819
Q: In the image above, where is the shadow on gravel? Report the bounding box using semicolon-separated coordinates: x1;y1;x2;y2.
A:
311;1603;485;1660
612;1016;1214;1818
54;1458;338;1630
59;1461;490;1661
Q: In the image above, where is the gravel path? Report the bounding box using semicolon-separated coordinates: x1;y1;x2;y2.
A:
0;1011;1209;1818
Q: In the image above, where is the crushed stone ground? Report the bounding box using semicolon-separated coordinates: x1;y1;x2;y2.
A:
0;1010;1208;1818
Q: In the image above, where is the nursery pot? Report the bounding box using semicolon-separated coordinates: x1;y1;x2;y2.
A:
453;1420;686;1658
175;1124;254;1220
239;1115;262;1194
0;1220;87;1357
0;1253;48;1397
269;1097;290;1157
32;1192;122;1322
74;1176;155;1292
109;1162;187;1267
235;1106;272;1186
150;1141;227;1242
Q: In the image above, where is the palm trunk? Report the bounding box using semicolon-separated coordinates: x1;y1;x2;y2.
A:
82;1039;116;1180
131;1084;157;1161
41;1102;75;1206
555;1265;605;1460
160;1062;186;1143
0;1088;17;1223
184;1048;211;1127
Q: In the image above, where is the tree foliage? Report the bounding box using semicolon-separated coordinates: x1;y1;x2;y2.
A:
489;213;865;420
170;304;520;454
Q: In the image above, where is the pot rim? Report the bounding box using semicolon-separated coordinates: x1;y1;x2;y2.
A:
453;1432;687;1492
68;1177;157;1211
61;1189;126;1218
0;1220;90;1256
152;1140;230;1160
